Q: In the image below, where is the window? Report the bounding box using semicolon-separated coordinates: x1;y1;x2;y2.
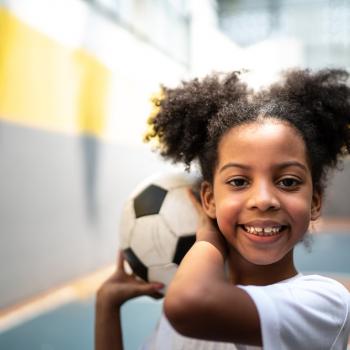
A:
86;0;190;66
217;0;350;68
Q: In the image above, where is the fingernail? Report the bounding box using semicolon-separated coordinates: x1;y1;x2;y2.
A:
152;283;164;289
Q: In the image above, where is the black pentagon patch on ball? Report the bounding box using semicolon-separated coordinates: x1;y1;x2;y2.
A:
173;234;196;265
134;185;167;218
123;248;148;282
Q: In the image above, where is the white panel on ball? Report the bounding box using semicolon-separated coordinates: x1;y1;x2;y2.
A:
130;215;177;266
148;263;178;291
119;199;136;249
160;187;199;237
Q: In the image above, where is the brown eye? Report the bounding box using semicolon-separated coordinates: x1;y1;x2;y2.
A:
228;178;249;188
278;178;301;188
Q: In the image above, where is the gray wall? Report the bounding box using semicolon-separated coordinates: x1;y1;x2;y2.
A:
0;120;169;308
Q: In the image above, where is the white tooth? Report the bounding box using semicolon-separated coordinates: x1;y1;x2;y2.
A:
244;225;284;236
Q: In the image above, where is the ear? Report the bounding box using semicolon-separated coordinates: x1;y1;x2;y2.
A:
200;181;216;219
311;190;322;221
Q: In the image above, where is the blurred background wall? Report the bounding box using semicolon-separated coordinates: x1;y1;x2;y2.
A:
0;0;349;311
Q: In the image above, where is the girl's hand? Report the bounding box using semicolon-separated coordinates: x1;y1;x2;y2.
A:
96;251;164;312
188;189;228;258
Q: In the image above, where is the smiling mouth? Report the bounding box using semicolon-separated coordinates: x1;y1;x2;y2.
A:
239;224;288;236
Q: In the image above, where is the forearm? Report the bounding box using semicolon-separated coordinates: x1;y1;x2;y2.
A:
175;225;228;292
171;240;227;289
95;302;123;350
164;241;228;334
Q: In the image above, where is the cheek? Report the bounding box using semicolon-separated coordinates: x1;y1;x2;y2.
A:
214;198;242;232
289;196;312;231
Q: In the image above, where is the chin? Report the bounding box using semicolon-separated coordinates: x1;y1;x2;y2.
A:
243;252;283;266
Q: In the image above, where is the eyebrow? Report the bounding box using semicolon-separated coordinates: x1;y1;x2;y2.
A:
219;161;308;173
219;163;251;173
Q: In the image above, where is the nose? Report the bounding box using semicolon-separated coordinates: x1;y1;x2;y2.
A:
246;180;280;212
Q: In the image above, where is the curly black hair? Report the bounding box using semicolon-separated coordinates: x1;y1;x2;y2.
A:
145;69;350;194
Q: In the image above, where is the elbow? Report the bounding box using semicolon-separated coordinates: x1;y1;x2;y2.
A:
163;292;186;331
164;291;193;336
164;286;205;337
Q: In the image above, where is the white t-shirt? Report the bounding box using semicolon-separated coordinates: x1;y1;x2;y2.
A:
140;274;350;350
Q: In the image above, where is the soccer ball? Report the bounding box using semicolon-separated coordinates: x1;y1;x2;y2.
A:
119;171;201;291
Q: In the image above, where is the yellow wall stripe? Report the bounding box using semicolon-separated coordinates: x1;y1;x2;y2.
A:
0;7;110;137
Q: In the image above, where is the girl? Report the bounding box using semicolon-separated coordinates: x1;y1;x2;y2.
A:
95;69;350;350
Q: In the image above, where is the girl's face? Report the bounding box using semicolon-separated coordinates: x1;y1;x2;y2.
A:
202;120;321;266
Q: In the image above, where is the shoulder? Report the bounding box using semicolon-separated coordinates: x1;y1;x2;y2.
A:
238;274;350;350
240;274;349;323
291;273;350;291
241;274;349;302
279;274;349;308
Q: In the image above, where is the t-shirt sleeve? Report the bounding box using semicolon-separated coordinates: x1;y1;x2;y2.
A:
238;275;350;350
